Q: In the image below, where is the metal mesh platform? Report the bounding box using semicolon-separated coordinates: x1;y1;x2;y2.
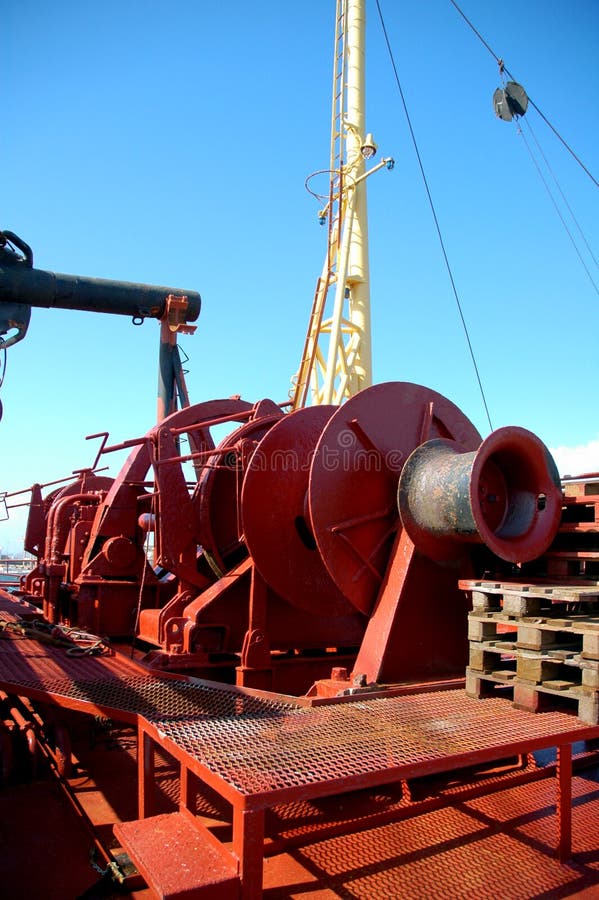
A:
152;690;598;798
0;590;298;721
9;673;298;721
1;591;597;803
0;642;298;732
2;592;598;897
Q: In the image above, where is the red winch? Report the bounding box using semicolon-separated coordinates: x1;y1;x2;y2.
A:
17;380;562;697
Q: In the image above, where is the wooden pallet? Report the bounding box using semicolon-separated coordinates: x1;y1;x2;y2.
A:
466;666;599;725
461;579;599;617
466;601;599;724
462;574;599;725
533;488;599;579
543;550;599;580
468;613;599;660
468;639;599;686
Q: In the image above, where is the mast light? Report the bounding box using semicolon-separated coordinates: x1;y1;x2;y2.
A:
360;133;377;159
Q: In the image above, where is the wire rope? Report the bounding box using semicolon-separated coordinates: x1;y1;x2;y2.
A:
448;0;598;189
448;0;598;291
523;118;599;271
374;0;494;432
517;122;598;295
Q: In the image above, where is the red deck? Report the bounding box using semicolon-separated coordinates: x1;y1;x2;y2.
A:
1;589;599;898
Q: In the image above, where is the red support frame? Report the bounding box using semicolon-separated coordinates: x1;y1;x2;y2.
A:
133;708;591;898
557;743;573;862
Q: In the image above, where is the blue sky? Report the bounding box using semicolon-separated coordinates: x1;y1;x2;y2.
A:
2;0;598;551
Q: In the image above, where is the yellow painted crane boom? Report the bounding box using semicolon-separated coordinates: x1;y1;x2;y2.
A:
291;0;393;409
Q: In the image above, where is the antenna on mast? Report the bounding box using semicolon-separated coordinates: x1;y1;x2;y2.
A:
291;0;393;409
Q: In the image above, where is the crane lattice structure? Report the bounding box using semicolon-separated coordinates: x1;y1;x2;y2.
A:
291;0;393;409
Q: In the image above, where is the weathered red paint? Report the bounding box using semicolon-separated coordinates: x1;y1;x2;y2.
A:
12;381;565;694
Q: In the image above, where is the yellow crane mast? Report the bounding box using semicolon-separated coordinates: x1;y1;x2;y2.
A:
291;0;393;409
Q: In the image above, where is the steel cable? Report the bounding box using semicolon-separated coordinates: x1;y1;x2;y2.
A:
374;0;494;432
516;121;598;296
449;0;598;189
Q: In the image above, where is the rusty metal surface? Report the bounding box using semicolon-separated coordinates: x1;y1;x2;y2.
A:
1;617;595;791
0;625;298;724
398;428;562;564
152;689;597;800
1;762;598;900
115;812;239;899
308;382;481;614
22;675;297;722
2;586;599;899
0;590;596;796
0;635;144;696
3;748;597;900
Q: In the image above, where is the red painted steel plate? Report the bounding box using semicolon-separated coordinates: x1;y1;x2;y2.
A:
242;406;354;616
276;776;599;897
84;398;257;571
115;813;238;898
309;382;481;614
195;406;283;570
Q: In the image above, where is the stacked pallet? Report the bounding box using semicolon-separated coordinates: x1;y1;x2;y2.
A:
463;579;599;725
538;478;599;581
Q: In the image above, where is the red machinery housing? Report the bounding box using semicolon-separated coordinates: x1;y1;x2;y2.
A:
18;381;562;697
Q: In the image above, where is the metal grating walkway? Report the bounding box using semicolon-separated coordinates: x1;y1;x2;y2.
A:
150;690;598;798
1;589;598;802
2;590;599;898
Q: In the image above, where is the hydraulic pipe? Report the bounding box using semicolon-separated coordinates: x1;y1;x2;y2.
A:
47;493;103;566
0;232;201;348
0;267;200;320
